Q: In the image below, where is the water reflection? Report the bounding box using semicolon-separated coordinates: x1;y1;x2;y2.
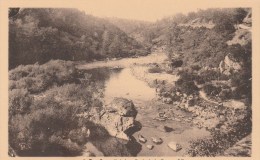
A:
85;67;157;104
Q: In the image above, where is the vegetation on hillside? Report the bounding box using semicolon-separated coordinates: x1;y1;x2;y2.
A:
9;61;107;156
9;8;149;69
8;7;252;157
147;8;252;157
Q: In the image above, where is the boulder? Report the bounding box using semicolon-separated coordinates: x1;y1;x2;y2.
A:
168;141;182;152
219;54;243;75
99;98;141;141
109;97;137;117
223;100;247;110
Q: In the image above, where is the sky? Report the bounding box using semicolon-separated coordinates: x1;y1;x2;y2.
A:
77;0;210;22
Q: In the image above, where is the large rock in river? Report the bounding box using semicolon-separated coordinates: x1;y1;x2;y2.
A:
109;97;137;117
99;98;141;140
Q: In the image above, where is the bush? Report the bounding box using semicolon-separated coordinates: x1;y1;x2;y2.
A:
9;89;32;115
199;69;220;82
230;70;251;101
203;84;221;97
9;60;79;93
148;66;163;73
9;60;105;156
9;104;87;156
175;70;199;95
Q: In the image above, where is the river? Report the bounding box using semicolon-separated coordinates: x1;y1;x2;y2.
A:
77;52;210;156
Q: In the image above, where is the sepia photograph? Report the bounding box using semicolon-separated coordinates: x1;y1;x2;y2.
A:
1;0;258;158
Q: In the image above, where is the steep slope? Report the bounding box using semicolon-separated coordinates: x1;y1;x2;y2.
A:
9;8;148;69
107;17;153;47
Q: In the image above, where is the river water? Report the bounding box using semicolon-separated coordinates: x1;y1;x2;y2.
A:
78;53;210;156
104;68;156;103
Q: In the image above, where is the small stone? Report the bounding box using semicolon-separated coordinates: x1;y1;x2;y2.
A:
175;118;181;122
151;137;163;144
146;144;154;150
192;113;197;117
138;134;147;143
157;125;174;132
158;111;165;117
168;141;182;152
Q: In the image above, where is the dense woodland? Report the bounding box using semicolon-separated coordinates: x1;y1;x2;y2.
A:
9;8;252;157
9;8;149;69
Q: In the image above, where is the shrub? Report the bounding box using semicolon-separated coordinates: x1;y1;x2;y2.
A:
175;70;199;95
199;69;220;82
203;84;221;97
230;70;251;101
9;89;32;115
9;105;86;156
9;60;106;156
148;67;163;73
9;60;79;93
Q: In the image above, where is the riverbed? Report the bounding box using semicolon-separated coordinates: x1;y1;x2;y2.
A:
77;52;211;156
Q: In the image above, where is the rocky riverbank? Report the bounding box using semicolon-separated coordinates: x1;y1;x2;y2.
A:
130;64;178;87
130;63;251;156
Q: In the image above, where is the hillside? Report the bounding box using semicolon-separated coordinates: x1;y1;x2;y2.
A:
107;17;153;47
8;7;252;157
9;8;149;69
138;8;251;67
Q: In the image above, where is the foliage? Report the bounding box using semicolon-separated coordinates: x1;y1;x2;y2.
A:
230;71;251;100
148;67;163;73
198;69;220;82
9;60;78;93
9;8;148;69
203;84;221;97
8;61;104;156
175;70;198;95
9;89;32;115
9;104;86;156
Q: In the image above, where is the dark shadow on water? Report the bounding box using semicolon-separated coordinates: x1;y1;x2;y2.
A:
83;67;123;82
90;136;142;157
89;121;142;157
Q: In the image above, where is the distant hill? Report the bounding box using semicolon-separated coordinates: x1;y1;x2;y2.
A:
106;17;153;46
9;8;149;69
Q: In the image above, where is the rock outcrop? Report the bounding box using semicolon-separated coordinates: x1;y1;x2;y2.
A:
219;54;243;75
168;141;182;152
99;97;141;140
223;134;251;156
